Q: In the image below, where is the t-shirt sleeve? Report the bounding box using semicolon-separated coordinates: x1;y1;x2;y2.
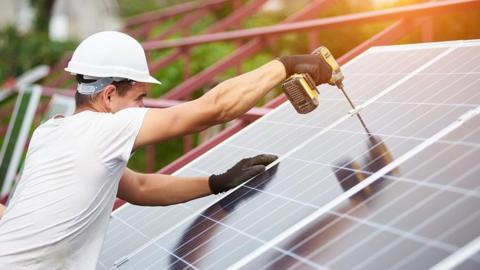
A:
95;107;148;170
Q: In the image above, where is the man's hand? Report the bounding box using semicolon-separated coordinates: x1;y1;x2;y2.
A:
209;154;278;194
279;55;333;85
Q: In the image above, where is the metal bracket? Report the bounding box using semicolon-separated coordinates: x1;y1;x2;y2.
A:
348;104;365;116
457;106;480;123
113;256;129;268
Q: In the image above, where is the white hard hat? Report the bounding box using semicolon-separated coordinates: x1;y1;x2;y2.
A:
65;31;161;85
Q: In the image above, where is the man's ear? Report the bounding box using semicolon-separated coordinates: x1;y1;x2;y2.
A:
101;85;117;110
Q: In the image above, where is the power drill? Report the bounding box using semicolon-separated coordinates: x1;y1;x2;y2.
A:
282;46;344;114
282;46;372;134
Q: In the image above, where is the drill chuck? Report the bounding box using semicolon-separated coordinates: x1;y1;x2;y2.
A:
312;46;345;88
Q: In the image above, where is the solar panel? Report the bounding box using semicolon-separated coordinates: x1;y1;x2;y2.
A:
242;116;480;270
0;85;42;196
97;40;480;269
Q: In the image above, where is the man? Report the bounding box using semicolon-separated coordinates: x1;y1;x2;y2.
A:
0;31;332;269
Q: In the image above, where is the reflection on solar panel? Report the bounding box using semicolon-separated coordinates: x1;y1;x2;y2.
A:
97;40;480;270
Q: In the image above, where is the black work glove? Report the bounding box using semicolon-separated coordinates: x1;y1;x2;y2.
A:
218;164;279;212
209;154;278;194
279;55;333;85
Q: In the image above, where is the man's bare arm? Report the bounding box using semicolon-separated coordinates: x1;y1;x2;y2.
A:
133;60;286;148
117;168;211;206
118;154;277;206
0;203;5;219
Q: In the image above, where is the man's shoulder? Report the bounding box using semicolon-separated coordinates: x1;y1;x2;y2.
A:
32;108;148;137
101;108;149;125
112;107;149;116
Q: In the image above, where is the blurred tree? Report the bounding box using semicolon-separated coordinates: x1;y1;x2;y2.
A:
0;26;75;84
117;0;161;17
30;0;56;34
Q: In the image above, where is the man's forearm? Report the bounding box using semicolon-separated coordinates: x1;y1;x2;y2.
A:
136;174;211;206
207;60;286;123
0;203;5;219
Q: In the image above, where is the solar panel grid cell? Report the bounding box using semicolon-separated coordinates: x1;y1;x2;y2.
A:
97;40;480;270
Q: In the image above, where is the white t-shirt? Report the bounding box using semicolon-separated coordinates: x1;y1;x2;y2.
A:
0;107;148;270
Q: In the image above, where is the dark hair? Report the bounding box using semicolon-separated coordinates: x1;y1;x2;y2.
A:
74;75;134;107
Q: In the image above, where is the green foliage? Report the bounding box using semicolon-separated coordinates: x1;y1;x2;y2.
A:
242;13;284;28
189;14;217;35
190;43;236;74
153;139;184;169
29;0;55;33
149;42;238;98
151;59;184;97
117;0;163;17
0;26;76;84
149;17;180;39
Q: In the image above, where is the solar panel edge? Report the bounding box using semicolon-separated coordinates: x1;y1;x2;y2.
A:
368;38;480;53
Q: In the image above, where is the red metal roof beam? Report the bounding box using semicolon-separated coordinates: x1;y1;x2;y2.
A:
147;0;270;72
143;0;480;50
205;0;269;34
147;9;211;41
161;0;336;100
125;0;231;28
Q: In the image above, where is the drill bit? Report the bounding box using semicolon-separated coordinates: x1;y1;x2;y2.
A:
337;83;372;136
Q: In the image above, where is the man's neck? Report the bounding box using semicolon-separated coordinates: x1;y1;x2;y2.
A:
74;104;106;115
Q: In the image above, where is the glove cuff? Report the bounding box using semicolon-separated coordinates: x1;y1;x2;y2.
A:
208;174;224;194
278;56;295;78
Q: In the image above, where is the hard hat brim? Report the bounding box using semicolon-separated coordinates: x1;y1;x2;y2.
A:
143;76;162;85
